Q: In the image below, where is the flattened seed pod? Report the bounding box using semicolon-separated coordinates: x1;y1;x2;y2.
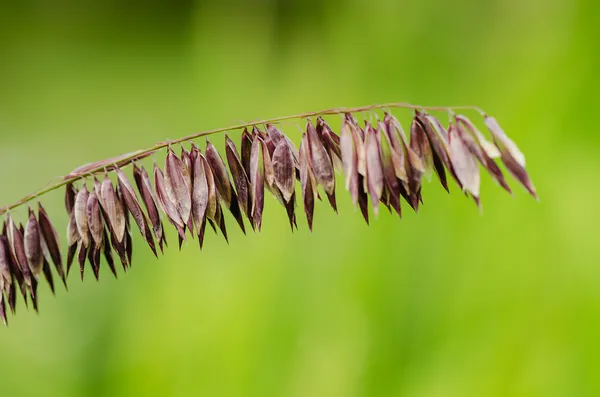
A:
24;209;43;278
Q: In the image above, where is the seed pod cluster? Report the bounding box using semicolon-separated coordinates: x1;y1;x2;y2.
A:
0;109;536;325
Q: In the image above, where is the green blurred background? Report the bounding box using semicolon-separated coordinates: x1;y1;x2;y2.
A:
0;0;598;396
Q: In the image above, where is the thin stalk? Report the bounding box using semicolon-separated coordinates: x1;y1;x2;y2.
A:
0;102;482;215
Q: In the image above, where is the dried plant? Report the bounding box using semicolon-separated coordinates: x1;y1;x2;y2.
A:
0;103;537;326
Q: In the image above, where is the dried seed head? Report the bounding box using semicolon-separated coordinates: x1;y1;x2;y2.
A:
0;103;538;323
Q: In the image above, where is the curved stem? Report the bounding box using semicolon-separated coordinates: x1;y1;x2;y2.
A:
0;102;482;215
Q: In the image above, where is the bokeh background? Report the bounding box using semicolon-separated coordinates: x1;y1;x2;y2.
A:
0;0;598;396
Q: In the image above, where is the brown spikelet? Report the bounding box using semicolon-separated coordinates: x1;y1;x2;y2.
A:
447;124;480;199
65;183;76;214
377;122;402;217
191;145;209;248
454;115;512;194
250;137;265;231
154;163;186;241
299;134;315;230
206;140;245;234
7;215;32;290
165;148;192;229
74;186;90;249
484;116;537;198
133;164;167;252
101;176;126;243
241;128;253;180
306;120;335;196
38;203;66;287
86;191;104;247
206;140;233;207
225;136;251;221
364;123;384;215
316;117;342;170
272;139;295;203
117;168;157;257
0;235;13;299
340;119;359;206
24;208;43;279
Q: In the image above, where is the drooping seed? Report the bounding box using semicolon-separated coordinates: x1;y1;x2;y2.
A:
117;168;157;257
24;209;43;278
250;137;265;231
377;122;402;216
272;139;295;203
205;140;245;233
38;203;66;286
340;119;359;206
74;186;90;248
454;115;512;194
447;124;480;199
200;153;218;223
316;117;342;170
241;128;253;180
299;134;315;231
191;145;209;247
225;136;251;219
364;123;384;215
0;236;13;296
133;164;167;251
306;120;335;195
86;191;104;247
154;163;186;240
100;176;126;243
165;148;192;227
65;183;77;214
206;140;233;207
484;116;537;198
7;215;32;289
